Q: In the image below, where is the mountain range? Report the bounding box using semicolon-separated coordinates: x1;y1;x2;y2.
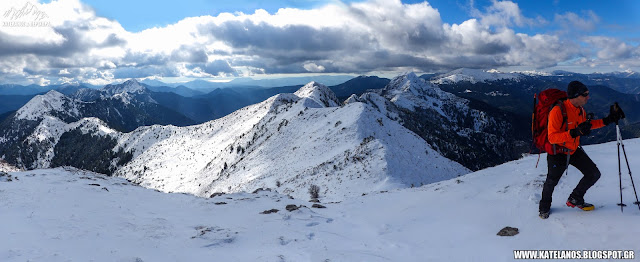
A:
0;80;470;199
2;69;638;120
0;76;390;122
0;83;195;169
1;69;639;197
2;69;639;261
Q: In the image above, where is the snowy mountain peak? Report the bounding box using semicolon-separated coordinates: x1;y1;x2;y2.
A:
622;70;640;78
293;81;341;107
432;68;522;84
378;71;469;118
44;89;65;98
15;90;77;121
124;79;140;85
384;72;433;98
344;94;360;104
101;79;147;95
388;72;421;84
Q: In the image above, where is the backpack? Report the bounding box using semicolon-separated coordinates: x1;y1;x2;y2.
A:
532;89;569;157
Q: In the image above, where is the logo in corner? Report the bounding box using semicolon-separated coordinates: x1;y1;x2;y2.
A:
2;2;51;28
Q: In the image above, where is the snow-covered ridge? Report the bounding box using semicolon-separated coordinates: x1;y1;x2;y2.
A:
101;79;147;96
512;70;552;77
385;71;431;95
293;81;341;107
113;81;468;201
15;90;81;121
432;68;523;84
383;72;467;119
24;116;117;169
99;79;156;105
13;79;153;122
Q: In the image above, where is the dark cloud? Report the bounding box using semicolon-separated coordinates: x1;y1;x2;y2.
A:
200;20;373;67
113;66;180;79
201;60;238;76
435;55;511;70
0;26;85;57
345;4;446;51
226;49;439;75
122;52;170;67
99;33;127;47
472;40;511;55
45;55;104;69
341;51;439;73
204;21;368;52
170;46;208;63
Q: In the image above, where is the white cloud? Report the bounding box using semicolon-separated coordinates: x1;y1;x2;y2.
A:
585;36;634;60
303;62;325;72
578;36;640;69
472;0;541;29
0;0;636;84
35;77;50;86
59;76;75;84
554;11;600;32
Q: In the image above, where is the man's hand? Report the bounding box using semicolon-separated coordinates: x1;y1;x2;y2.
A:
570;121;592;138
603;102;625;125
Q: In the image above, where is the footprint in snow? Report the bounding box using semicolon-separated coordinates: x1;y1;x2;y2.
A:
278;236;293;246
306;222;320;227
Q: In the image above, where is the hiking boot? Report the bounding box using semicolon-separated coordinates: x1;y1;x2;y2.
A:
539;210;550;219
566;196;594;211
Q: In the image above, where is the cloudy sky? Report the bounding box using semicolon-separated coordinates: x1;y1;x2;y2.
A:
0;0;639;85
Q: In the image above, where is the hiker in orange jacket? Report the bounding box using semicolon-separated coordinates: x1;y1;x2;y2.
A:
539;81;625;219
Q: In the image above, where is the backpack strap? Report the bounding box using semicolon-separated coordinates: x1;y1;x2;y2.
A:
530;94;537;154
551;101;570;155
559;101;568;132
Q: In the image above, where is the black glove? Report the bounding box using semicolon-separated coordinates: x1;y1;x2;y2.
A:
570;121;592;138
602;102;625;125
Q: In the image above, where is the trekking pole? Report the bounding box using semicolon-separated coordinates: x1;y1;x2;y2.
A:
617;123;640;210
616;124;626;212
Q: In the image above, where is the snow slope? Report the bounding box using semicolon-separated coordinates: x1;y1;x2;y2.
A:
115;82;468;201
23;117;117;168
14;90;82;121
1;139;638;261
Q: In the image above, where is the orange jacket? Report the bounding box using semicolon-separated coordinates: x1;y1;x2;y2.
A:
548;99;605;154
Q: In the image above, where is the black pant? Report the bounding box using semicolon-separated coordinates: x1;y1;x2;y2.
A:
539;147;601;212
